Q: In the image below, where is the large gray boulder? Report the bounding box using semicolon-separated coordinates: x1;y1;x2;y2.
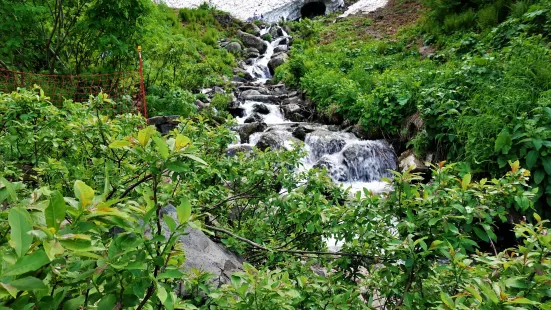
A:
244;113;264;124
256;132;284;151
238;30;268;54
238;122;268;143
253;103;270;115
268;53;289;75
224;42;242;54
281;103;303;122
274;45;289;53
147;205;245;288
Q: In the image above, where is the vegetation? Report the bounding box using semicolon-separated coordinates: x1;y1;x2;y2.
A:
1;0;551;309
276;0;551;213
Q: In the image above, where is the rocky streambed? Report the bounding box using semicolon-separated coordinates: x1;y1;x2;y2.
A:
222;24;398;194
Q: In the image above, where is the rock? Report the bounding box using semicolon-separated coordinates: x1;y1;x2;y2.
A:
238;122;268;143
244;47;260;54
306;130;350;160
226;145;254;157
213;86;225;94
398;149;430;175
195;99;209;110
253;103;270;115
148;116;181;135
268;53;289;75
228;101;246;118
341;142;397;182
279;38;290;46
274;45;289;53
241;94;279;103
240;89;261;98
224;42;242;54
282;104;304;122
238;86;270;94
314;156;348;182
148;205;244;288
244;113;264;123
292;125;315;141
246;23;262;36
233;68;254;81
232;75;247;83
256;132;284;151
238;30;268;54
269;26;284;39
245;58;255;65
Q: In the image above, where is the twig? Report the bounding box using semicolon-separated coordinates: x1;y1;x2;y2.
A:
205;224;379;260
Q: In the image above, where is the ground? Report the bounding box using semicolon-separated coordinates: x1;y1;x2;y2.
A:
322;0;425;43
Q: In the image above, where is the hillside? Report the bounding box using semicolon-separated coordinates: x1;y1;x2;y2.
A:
1;0;551;309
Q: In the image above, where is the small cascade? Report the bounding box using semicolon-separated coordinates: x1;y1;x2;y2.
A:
227;22;396;194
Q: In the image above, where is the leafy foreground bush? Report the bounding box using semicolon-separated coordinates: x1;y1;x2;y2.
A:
1;89;550;308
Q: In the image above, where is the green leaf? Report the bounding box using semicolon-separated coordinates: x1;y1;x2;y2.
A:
8;207;33;257
4;250;50;276
158;269;184;279
0;177;17;202
43;240;64;261
182;153;207;165
535;169;545;184
164;216;177;232
153;137;169;159
157;285;168;304
74;180;94;209
9;277;47;291
177;197;191;224
542;157;551;175
98;294;117;309
440;291;454;308
62;295;85;310
45;191;66;232
462;173;471;190
504;297;540;305
495;129;512;154
525;150;539;169
504;276;530;289
109;140;130;148
447;223;459;234
473;227;489;242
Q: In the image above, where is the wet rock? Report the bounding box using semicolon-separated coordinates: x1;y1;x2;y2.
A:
282;104;304;122
213;86;225;94
341;142;397;182
228;101;246;118
238;86;270;94
233;68;254;81
253;103;270;115
398;149;430;175
269;26;285;39
238;122;268;143
226;145;254;157
306;130;349;160
314;156;348;182
238;30;268;54
274;45;289;53
241;94;279;103
279;38;290;46
256;132;284;151
244;113;264;123
292;125;316;141
224;42;242;54
268;53;289;75
240;89;261;98
232;75;247;83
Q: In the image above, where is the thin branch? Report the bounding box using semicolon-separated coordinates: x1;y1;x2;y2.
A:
205;224;380;260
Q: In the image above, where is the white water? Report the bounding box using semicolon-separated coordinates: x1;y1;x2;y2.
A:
228;22;396;252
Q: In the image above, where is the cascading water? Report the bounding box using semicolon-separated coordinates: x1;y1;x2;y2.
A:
226;24;397;252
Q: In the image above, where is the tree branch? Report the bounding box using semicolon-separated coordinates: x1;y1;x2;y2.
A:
205;224;380;260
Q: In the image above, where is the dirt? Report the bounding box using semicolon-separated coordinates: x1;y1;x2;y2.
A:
321;0;425;43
